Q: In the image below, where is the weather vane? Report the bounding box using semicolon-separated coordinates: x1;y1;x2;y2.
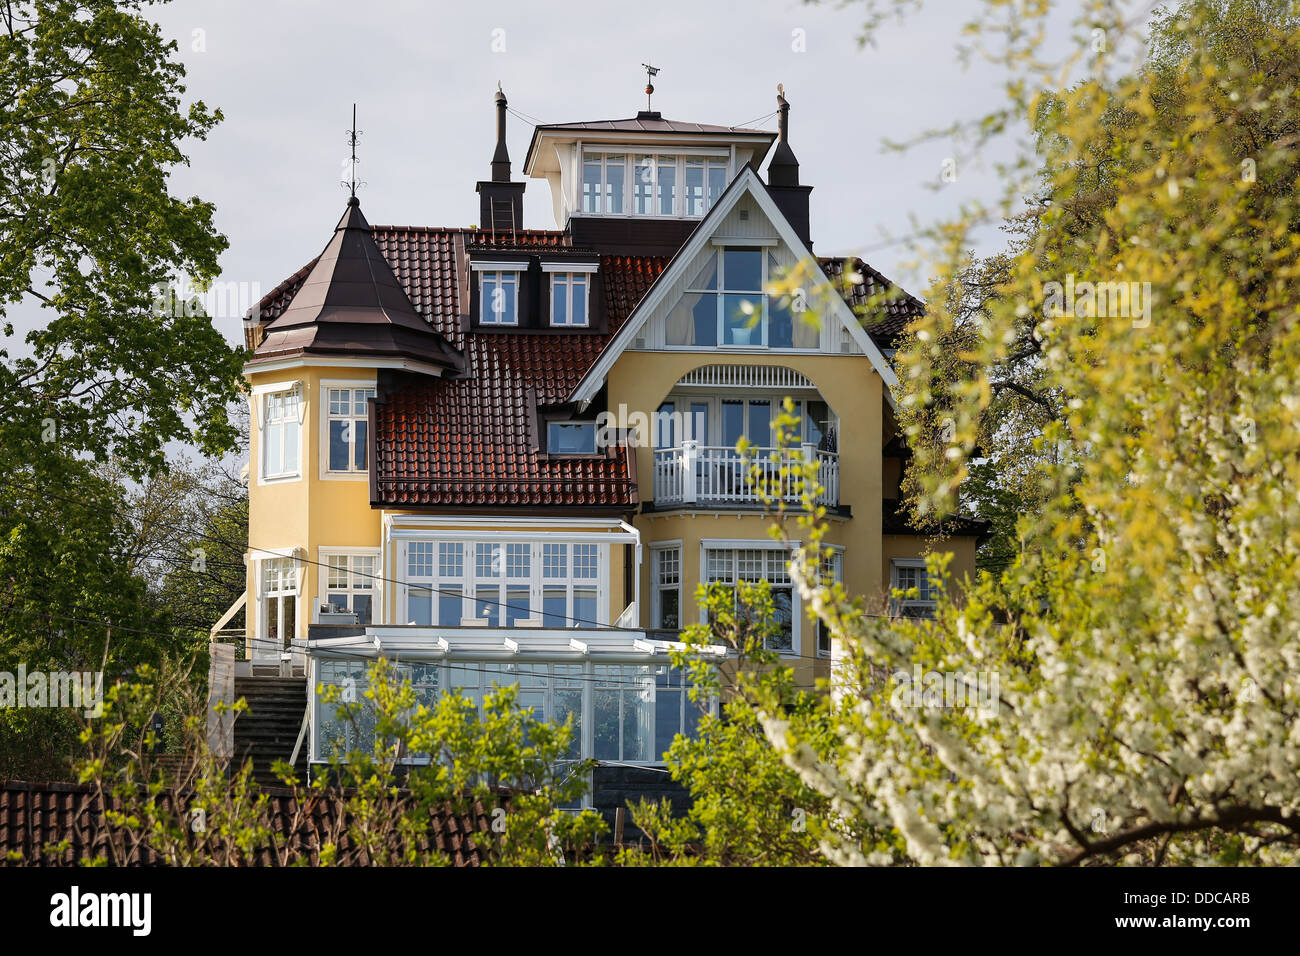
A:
342;103;364;198
642;63;659;111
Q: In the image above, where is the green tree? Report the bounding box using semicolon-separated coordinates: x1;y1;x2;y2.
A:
763;0;1300;865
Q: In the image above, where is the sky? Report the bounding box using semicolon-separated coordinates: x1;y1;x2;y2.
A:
137;0;1050;347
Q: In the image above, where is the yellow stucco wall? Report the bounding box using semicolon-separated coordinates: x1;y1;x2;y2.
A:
607;350;885;673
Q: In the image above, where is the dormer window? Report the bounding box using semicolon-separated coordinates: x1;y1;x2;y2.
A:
473;263;526;325
548;421;598;455
543;263;597;328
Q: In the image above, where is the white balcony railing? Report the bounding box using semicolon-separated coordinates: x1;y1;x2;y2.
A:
653;441;839;507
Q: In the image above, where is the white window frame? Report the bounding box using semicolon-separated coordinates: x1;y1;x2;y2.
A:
256;550;302;652
398;538;610;629
649;541;682;631
698;539;801;655
546;270;591;327
320;380;376;480
477;268;522;326
254;381;304;483
579;148;731;219
318;547;382;625
890;558;939;619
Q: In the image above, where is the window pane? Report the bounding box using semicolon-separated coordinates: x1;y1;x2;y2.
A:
353;420;368;470
329;420;350;471
476;543;502;578
474;588;500;627
408;542;433;577
583;159;601;213
707;164;726;210
552;277;568;325
543;544;566;578
656;402;675;448
543;585;567;627
265;420;282;475
549;422;597;454
506;586;530;625
438;542;463;577
772;588;794;651
722;401;744;448
283;419;299;472
572;276;587;325
691;293;717;347
658;156;676;215
655;686;680;758
724;248;762;290
506;542;530;578
554;688;583;759
684;160;704;216
634;157;655;215
408;587;432;625
573;587;597;626
438;587;462;625
748;400;771;447
604;157;624;213
722;294;761;346
659;589;680;629
769;293;795;348
353;594;372;626
594;689;620;759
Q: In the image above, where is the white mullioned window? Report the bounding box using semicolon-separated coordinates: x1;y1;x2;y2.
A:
401;539;606;629
891;559;940;618
260;385;302;480
479;270;519;325
260;556;299;650
815;548;844;657
550;272;589;327
325;386;375;474
651;545;681;630
321;550;379;625
704;545;795;652
583;151;728;218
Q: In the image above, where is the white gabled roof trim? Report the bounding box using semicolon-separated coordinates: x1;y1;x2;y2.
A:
569;165;899;411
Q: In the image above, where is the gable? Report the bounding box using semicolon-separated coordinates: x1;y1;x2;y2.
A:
569;166;900;409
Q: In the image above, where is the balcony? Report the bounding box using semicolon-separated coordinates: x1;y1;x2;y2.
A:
652;440;839;508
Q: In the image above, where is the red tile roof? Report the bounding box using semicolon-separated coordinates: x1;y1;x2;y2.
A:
820;256;924;347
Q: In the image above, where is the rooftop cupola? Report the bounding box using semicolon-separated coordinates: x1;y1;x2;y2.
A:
765;84;813;250
248;198;459;375
478;85;526;238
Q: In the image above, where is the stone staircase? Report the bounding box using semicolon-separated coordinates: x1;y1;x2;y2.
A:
232;677;309;787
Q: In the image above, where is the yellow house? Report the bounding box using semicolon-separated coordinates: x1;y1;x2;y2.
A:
232;87;986;779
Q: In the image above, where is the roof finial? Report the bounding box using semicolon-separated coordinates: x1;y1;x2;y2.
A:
343;103;363;203
641;63;659;112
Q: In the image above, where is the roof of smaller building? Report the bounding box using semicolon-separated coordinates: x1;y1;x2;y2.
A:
0;779;495;866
